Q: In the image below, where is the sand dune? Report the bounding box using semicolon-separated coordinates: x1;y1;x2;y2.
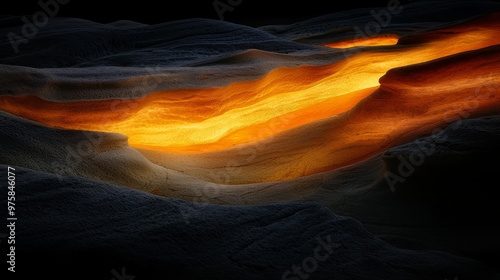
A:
0;111;320;204
1;0;500;278
0;16;319;68
2;165;498;279
1;13;499;183
137;43;500;184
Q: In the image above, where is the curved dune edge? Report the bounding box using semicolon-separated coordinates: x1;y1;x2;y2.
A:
1;3;500;277
0;111;321;204
139;44;500;184
0;13;498;185
323;34;399;48
3;109;500;270
2;110;499;206
3;166;498;279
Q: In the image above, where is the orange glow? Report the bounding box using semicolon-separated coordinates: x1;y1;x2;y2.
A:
324;34;399;48
1;13;499;184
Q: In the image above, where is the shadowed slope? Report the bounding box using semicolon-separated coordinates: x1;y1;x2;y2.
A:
139;43;500;184
2;165;497;280
1;13;499;162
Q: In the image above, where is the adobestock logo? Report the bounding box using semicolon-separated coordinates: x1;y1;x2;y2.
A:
213;0;243;21
343;0;403;58
282;234;340;280
355;0;403;38
7;0;70;54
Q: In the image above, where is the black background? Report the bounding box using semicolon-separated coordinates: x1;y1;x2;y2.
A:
3;0;414;26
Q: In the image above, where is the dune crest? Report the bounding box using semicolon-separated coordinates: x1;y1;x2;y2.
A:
1;13;499;184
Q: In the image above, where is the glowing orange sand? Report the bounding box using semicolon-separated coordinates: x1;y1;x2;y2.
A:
324;34;399;48
0;13;499;184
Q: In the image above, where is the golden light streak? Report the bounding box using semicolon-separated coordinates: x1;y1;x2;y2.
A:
324;34;399;48
0;13;499;184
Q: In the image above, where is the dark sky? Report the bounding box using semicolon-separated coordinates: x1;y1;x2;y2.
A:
4;0;414;26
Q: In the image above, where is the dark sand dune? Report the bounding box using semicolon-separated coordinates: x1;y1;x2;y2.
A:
1;0;500;279
306;115;500;270
2;12;499;176
0;111;321;204
137;43;500;184
262;0;500;44
1;166;498;280
0;16;319;68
